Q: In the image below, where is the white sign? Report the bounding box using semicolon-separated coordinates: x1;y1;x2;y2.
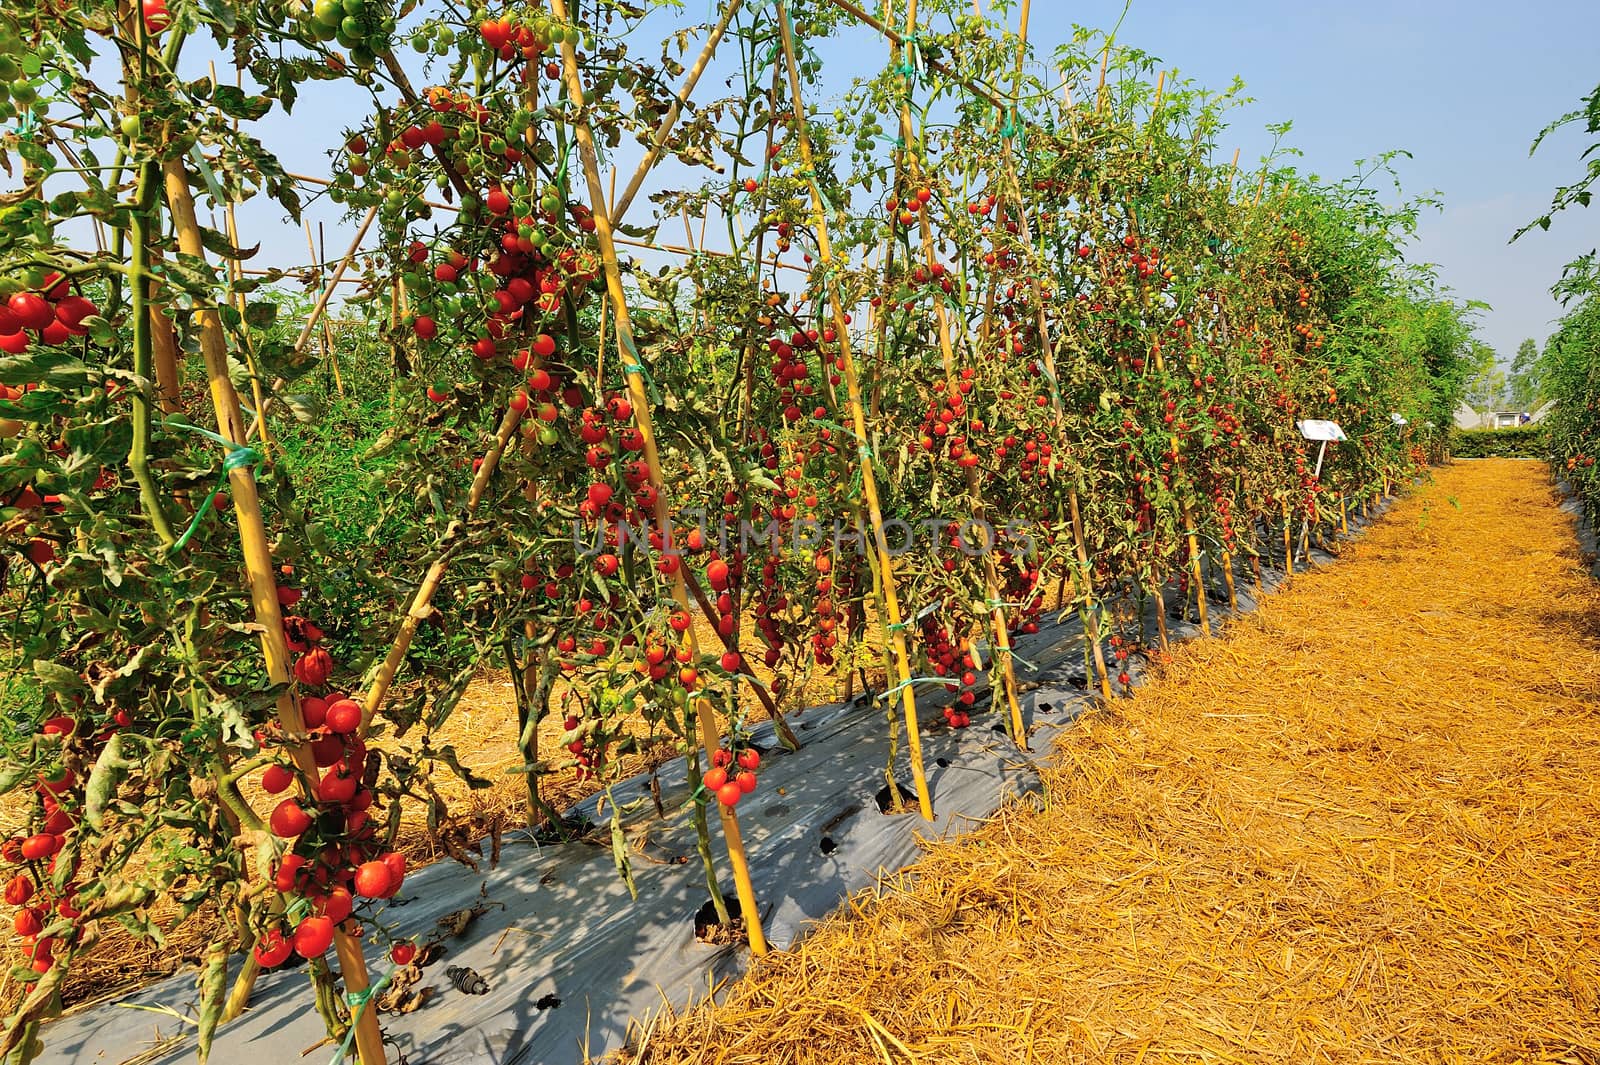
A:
1297;419;1346;442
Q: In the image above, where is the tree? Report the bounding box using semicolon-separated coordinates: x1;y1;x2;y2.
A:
1507;337;1544;408
1463;340;1506;409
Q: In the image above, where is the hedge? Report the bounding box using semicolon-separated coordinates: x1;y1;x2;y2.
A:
1450;425;1548;458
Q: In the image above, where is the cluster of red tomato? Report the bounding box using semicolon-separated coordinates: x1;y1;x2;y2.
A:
920;615;978;729
1;282;99;355
260;586;406;965
2;715;93;981
700;746;761;807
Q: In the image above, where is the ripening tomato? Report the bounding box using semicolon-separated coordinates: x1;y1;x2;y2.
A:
390;942;417;966
324;698;362;735
353;861;393;898
141;0;170;32
269;799;312;839
254;929;293;967
293;915;335;959
261;764;294;794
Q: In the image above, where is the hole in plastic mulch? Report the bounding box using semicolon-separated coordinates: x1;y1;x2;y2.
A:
818;835;837;856
874;781;917;814
692;892;745;946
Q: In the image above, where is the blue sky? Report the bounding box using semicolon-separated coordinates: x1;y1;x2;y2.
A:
210;0;1599;364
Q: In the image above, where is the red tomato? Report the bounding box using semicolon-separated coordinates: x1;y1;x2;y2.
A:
141;0;170;33
324;698;362;735
293;916;335;959
7;294;51;332
353;861;393;898
254;929;293;967
269;799;312;839
390;942;417;966
716;782;742;807
261;764;294;795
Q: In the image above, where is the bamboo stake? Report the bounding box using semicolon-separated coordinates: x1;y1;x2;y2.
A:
549;0;769;950
609;0;743;224
292;204;378;358
302;221;344;396
319;222;344;396
162;156;386;1065
1282;498;1294;580
1001;0;1114;702
1150;339;1209;634
774;0;934;822
892;0;1026;749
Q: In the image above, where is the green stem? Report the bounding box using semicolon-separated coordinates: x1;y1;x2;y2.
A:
128;159;177;546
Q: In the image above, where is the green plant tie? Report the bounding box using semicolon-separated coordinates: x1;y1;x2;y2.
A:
895;32;924;96
878;674;951;701
994;645;1039;673
619;333;662;405
170;424;264;552
328;969;393;1065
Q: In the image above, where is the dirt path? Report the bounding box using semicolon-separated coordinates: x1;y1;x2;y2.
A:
634;460;1600;1065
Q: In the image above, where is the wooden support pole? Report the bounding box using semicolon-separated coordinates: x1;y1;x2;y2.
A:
892;0;1026;749
1001;0;1114;702
162;156;386;1065
609;0;744;225
292;205;377;359
550;0;769;949
774;0;934;820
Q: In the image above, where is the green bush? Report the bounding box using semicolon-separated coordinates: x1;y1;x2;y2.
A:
1449;424;1547;458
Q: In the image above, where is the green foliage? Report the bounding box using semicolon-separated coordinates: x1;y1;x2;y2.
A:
1449;425;1546;458
1507;337;1544;408
1516;79;1600;239
1539;257;1600;522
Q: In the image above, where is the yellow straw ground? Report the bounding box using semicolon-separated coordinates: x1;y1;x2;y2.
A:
631;459;1600;1065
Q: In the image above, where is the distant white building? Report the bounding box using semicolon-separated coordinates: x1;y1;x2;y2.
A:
1454;400;1553;430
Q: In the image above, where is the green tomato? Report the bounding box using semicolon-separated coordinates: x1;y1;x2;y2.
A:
0;56;18;81
10;79;35;106
341;0;365;15
435;25;454;45
538;425;560;446
120;114;141;138
312;0;342;25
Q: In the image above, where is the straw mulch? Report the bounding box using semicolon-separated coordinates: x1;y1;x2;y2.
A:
629;459;1600;1065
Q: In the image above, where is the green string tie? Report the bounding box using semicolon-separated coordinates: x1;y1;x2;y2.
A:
171;424;263;551
994;645;1039;674
879;674;952;701
619;333;662;405
328;970;393;1065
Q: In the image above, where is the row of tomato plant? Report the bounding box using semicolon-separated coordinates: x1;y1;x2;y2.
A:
0;0;1480;1060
